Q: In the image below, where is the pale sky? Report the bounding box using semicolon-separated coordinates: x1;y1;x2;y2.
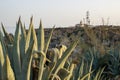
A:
0;0;120;29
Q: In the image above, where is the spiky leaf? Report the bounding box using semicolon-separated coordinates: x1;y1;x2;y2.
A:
12;21;21;80
52;40;78;78
21;40;34;80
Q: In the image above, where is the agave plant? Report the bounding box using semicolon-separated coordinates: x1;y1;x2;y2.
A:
0;17;35;80
0;17;79;80
72;56;105;80
2;17;117;80
99;47;120;79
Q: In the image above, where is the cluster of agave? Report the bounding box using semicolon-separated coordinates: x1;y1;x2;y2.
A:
0;17;93;80
1;17;120;80
82;47;120;80
82;25;120;79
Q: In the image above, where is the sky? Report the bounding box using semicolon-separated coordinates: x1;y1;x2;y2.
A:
0;0;120;31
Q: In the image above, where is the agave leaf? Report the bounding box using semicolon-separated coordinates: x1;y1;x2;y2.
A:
37;20;44;51
57;68;70;80
31;25;38;50
42;67;50;80
12;21;21;80
41;54;56;80
34;51;54;79
1;23;14;44
6;44;13;68
45;26;55;54
31;17;38;50
38;51;46;80
46;48;59;65
0;31;14;80
31;21;38;58
25;17;32;53
79;60;84;78
52;40;78;78
74;59;84;80
51;74;61;80
37;20;45;80
33;50;46;80
0;29;7;80
80;71;94;80
19;17;26;39
97;67;105;80
0;42;6;80
87;58;94;80
41;57;55;80
6;54;15;80
65;63;75;80
21;40;34;80
93;67;105;80
19;17;27;64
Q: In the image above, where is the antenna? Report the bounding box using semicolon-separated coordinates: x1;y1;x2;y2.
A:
86;11;90;25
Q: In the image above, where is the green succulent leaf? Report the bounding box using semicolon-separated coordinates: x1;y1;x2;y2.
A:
38;20;44;51
19;17;26;64
45;26;55;54
0;30;15;80
21;40;34;80
52;40;79;79
57;68;70;80
1;23;14;44
12;20;21;80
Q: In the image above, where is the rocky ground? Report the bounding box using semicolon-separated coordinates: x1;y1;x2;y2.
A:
34;25;120;59
41;25;120;48
5;25;120;54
